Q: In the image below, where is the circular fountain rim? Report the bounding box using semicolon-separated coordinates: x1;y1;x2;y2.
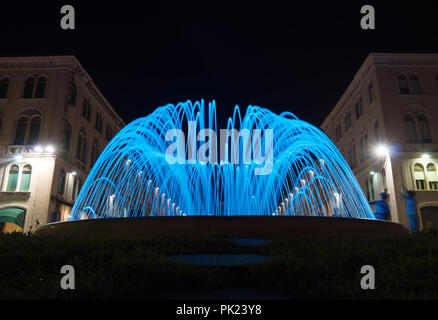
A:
36;216;409;236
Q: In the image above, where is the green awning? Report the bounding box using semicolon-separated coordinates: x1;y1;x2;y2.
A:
0;208;26;228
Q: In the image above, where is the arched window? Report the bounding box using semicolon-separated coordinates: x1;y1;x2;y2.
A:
76;134;83;160
409;74;422;94
106;124;113;141
6;165;19;191
14;117;28;145
70;84;77;106
34;77;47;98
76;129;88;163
27;116;41;145
417;115;431;143
344;112;351;131
23;77;35;98
57;170;66;195
64;123;72;151
81;137;88;163
19;165;32;192
368;83;374;104
414;164;426;190
427;163;438;190
95;113;103;133
0;77;9;99
398;74;409;94
82;99;88;118
404;114;418;143
355;98;363;119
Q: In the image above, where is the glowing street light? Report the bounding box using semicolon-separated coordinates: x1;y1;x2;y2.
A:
375;144;389;157
45;145;55;153
34;145;43;153
422;153;431;160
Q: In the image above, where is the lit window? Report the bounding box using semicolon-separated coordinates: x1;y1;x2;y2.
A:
427;164;438;190
19;165;32;192
414;164;426;190
6;165;19;191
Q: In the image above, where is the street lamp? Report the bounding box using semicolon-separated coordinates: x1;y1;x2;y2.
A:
375;144;389;157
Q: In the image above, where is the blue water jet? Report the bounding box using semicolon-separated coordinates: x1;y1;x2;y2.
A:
69;100;374;219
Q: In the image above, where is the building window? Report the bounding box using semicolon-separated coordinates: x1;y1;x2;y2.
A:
427;164;438;190
398;74;409;94
414;164;426;190
106;124;113;141
355;98;363;119
72;177;82;201
95;113;103;133
0;77;9;99
58;170;66;195
82;99;92;122
19;165;32;192
6;165;19;191
14;117;27;145
417;115;432;143
344;112;351;132
13;115;42;146
409;74;422;94
23;77;35;98
76;129;88;163
368;83;374;104
399;73;422;95
72;177;78;200
69;84;77;106
63;123;72;151
366;176;375;201
23;76;47;98
374;121;380;143
91;140;99;166
34;77;47;98
27;117;41;145
404;114;418;143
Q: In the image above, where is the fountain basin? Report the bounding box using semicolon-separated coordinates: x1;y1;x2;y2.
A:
36;216;409;236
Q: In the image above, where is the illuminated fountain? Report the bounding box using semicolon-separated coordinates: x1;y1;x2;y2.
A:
68;100;374;220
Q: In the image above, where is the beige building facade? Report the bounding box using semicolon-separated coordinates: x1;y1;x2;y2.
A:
321;53;438;230
0;56;124;233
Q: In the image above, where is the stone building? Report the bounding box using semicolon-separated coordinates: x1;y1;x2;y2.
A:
321;53;438;230
0;56;124;233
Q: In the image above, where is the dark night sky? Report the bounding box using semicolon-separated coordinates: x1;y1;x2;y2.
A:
1;1;438;127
